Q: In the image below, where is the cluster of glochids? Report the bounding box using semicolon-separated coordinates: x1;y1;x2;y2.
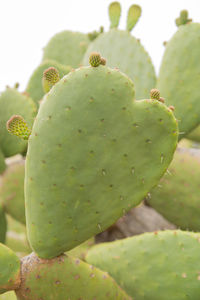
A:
0;2;200;299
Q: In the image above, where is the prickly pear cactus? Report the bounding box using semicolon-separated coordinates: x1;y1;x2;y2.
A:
149;149;200;231
0;205;6;244
26;60;71;106
0;88;36;158
0;161;25;225
82;3;156;99
86;230;200;300
42;31;90;68
25;55;177;258
157;12;200;138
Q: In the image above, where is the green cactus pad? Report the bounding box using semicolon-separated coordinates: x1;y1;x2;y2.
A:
0;205;6;244
149;149;200;231
0;161;25;224
0;244;21;294
86;230;200;299
157;23;200;139
42;31;90;68
187;125;200;143
26;60;70;106
126;4;141;32
109;2;121;29
15;253;131;300
82;30;156;100
25;65;177;258
0;88;36;157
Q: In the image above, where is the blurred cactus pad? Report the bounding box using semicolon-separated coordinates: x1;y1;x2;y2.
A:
157;13;200;139
42;31;90;68
149;148;200;231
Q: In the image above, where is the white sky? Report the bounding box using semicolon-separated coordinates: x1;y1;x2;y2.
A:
0;0;199;92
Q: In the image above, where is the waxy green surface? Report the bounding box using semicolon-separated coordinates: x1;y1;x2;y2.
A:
158;23;200;138
25;65;177;258
43;31;90;68
86;230;200;300
149;149;200;231
16;253;131;300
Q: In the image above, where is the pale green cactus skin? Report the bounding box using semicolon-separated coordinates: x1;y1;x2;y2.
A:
0;88;36;158
0;244;20;295
25;65;177;259
83;29;156;100
86;230;200;300
149;149;200;231
0;161;25;224
157;23;200;139
42;31;90;68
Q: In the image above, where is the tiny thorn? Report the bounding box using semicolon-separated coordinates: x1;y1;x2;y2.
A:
150;88;160;100
126;4;142;32
7;115;31;140
179;132;185;135
89;52;102;67
42;67;60;93
109;2;121;29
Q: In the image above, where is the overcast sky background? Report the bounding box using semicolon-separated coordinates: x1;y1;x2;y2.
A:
0;0;199;92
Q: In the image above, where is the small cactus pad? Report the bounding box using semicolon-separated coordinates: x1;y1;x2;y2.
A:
86;230;200;299
0;88;36;157
0;205;7;244
89;52;102;67
7;115;31;141
0;160;25;224
0;244;21;294
109;2;121;29
82;30;156;100
149;149;200;231
157;23;200;139
42;31;90;68
150;88;160;100
42;67;60;93
126;4;142;32
25;65;177;258
15;253;131;300
26;60;70;106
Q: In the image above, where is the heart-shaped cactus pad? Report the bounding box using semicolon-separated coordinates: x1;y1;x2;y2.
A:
25;65;178;258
